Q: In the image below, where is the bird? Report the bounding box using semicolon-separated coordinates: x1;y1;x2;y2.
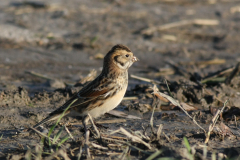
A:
33;44;138;131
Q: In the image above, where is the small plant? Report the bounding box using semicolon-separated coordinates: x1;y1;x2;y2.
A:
27;103;35;107
45;99;78;151
146;150;163;160
183;137;195;160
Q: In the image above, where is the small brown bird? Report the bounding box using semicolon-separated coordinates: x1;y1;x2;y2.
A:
33;44;138;130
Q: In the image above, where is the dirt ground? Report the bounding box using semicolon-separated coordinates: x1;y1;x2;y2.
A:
1;0;240;159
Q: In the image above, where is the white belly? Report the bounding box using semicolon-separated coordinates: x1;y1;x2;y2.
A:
84;86;127;118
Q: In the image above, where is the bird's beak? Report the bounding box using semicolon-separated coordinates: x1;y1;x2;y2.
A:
132;56;139;62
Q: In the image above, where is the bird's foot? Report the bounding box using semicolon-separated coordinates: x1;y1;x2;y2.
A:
88;114;101;138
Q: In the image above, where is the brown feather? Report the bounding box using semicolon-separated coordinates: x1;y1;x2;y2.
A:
32;44;137;129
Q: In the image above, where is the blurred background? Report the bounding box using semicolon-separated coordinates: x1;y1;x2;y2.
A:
1;1;240;159
0;0;239;91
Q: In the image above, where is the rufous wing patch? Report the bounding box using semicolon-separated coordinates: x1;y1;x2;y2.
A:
79;88;109;97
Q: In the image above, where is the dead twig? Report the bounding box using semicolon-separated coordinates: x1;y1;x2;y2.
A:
141;19;219;35
131;74;162;84
164;78;174;98
234;115;238;128
152;85;206;133
119;146;129;160
101;134;128;140
110;127;152;149
201;66;234;80
149;68;175;77
64;125;74;140
150;105;156;134
77;146;82;160
103;136;152;154
201;63;237;85
133;130;150;141
163;132;171;143
25;71;54;81
101;136;127;144
150;98;157;134
91;142;108;150
85;130;91;158
149;96;161;135
204;100;229;143
153;92;169;103
123;97;138;100
157;124;163;140
180;58;226;66
88;113;101;138
180;102;197;111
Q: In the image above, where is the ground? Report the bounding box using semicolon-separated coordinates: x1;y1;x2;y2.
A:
0;0;240;159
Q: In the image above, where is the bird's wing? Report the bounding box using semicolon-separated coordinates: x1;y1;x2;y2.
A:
64;76;113;108
52;76;113;113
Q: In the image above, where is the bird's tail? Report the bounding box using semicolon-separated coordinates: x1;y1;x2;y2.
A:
33;114;61;129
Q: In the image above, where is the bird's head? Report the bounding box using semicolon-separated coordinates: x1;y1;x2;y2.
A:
104;44;138;71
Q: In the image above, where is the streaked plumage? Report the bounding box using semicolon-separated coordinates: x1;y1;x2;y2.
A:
33;44;138;129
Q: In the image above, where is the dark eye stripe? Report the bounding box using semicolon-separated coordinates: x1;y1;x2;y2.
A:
119;62;125;66
114;55;125;67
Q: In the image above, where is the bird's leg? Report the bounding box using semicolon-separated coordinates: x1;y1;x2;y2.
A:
82;115;90;133
85;129;91;158
64;124;74;140
82;115;91;158
87;113;101;138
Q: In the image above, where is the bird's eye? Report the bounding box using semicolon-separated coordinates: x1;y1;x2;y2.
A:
125;54;129;57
